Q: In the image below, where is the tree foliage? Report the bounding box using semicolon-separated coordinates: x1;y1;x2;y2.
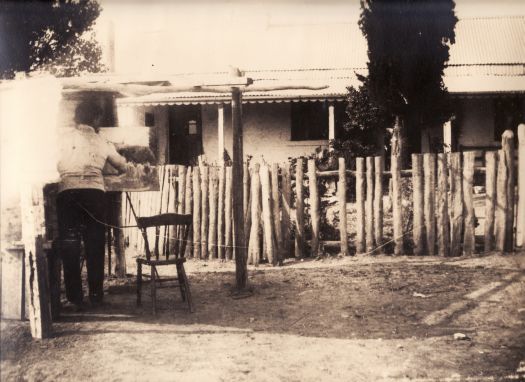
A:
345;0;457;155
0;0;104;79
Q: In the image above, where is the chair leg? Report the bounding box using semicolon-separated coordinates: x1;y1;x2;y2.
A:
151;265;157;315
176;263;186;302
179;264;194;313
136;261;142;306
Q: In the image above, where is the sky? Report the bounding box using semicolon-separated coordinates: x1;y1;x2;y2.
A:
94;0;524;75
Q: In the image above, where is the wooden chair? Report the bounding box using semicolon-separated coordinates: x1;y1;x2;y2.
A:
128;199;194;314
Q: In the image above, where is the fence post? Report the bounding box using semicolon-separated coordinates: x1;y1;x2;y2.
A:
260;164;276;264
391;139;403;256
308;159;320;257
243;161;250;222
412;154;424;255
248;163;261;265
208;168;218;259
192;166;201;259
225;166;233;260
374;156;384;251
282;161;292;257
200;165;209;259
184;168;193;258
356;158;365;254
295;158;305;258
518;124;525;247
449;152;463;257
338;158;348;256
462;151;475;256
484;151;497;252
423;153;436;256
503;130;516;251
217;163;225;259
365;156;375;253
271;163;283;261
437;153;450;257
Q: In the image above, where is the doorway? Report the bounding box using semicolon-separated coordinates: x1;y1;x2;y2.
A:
168;105;203;165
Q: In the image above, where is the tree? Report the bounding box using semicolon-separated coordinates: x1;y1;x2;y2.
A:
346;0;457;159
0;0;104;79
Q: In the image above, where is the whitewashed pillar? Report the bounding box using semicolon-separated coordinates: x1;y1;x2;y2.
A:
218;104;225;163
443;120;452;153
328;103;335;151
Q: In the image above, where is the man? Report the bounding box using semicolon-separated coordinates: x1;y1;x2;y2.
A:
57;98;129;307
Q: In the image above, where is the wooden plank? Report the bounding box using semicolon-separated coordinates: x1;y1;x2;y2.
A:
437;153;450;257
20;183;52;339
295;158;305;258
391;141;403;256
248;163;261;265
208;167;218;259
518;124;525;247
184;167;193;258
449;152;463;257
338;158;348;256
462;151;476;256
502;130;516;251
355;158;365;254
423;153;436;256
271;163;283;262
412;154;424;256
308;159;320;257
373;156;383;251
243;161;250;223
225;166;233;260
217;163;226;259
484;151;497;252
282;161;292;258
260;164;276;264
114;193;126;276
192;166;201;259
200;165;209;259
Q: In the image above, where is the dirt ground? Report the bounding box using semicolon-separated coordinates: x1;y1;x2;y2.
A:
1;252;525;382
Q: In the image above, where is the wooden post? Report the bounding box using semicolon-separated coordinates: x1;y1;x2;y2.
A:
271;163;282;261
178;166;187;214
462;151;475;256
437;153;450;257
217;163;226;259
391;136;403;256
231;86;248;287
260;165;276;264
282;161;292;258
484;151;497;252
225;165;233;260
248;164;262;265
243;161;250;222
20;183;52;339
295;158;305;258
503;130;516;251
192;166;201;259
365;157;375;253
200;165;209;259
355;158;365;254
184;168;193;258
449;152;463;257
517;124;525;247
114;193;126;277
308;159;320;257
412;154;424;256
495;149;508;252
328;103;335;151
423;153;436;256
373;156;383;250
338;158;348;256
208;168;218;259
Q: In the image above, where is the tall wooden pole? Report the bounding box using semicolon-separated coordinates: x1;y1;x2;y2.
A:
232;86;247;289
517;124;525;247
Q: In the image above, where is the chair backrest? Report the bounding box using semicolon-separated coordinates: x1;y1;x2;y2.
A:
136;213;192;261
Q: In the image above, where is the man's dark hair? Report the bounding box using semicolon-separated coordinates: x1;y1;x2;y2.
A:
74;98;103;126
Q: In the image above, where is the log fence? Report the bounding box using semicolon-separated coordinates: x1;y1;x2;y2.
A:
121;128;524;263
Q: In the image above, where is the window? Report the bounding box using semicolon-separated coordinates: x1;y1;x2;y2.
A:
145;112;155;127
494;96;525;140
291;102;329;141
